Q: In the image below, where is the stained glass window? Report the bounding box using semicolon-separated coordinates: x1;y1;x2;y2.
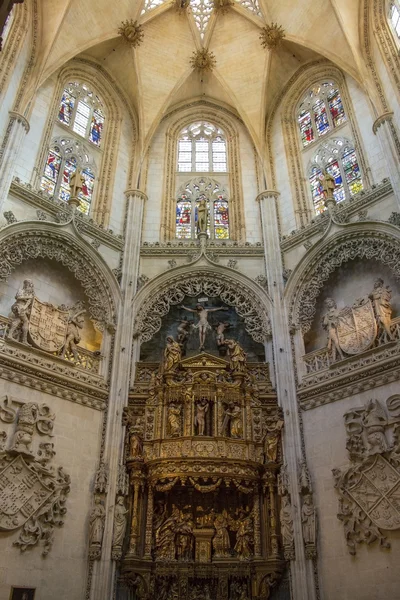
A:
309;138;363;214
177;122;227;172
175;177;229;240
40;138;96;215
298;82;347;148
57;82;105;146
390;2;400;38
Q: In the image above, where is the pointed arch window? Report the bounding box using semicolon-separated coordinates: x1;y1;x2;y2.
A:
177;122;227;173
40;137;96;214
297;82;347;148
176;177;229;239
58;82;105;147
389;1;400;39
309;138;363;214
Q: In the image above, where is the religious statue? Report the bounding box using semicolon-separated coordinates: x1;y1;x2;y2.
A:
112;496;128;550
322;297;344;361
369;278;394;341
176;512;194;561
224;339;247;374
233;509;253;560
196;197;208;234
362;399;388;455
301;494;316;546
321;169;336;202
128;427;143;459
212;510;231;557
223;403;242;438
216;321;230;348
69;170;85;198
164;336;181;372
195;398;209;436
167;404;182;437
11;402;38;454
177;317;191;354
263;416;284;463
180;304;228;351
60;304;86;360
7;279;35;344
89;496;106;559
155;504;180;560
153;500;167;549
280;495;294;549
94;461;108;494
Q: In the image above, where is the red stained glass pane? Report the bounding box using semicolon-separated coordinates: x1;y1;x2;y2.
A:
298;109;314;147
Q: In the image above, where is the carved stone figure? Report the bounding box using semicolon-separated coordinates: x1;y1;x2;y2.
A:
321;169;336;201
11;402;38;454
177;317;191;354
155;504;180;560
89;496;106;560
301;494;316;545
224;339;247;374
69;170;85;197
180;304;228;351
0;431;7;451
280;495;294;550
164;336;181;372
216;321;230;349
176;512;194;561
369;278;394;340
233;509;253;560
7;279;35;344
322;297;344;361
223;403;242;438
60;305;85;360
212;510;231;557
362;399;388;455
167;404;182;437
129;428;144;459
94;461;108;494
263;416;284;463
37;442;56;467
195;398;209;436
196;197;208;234
112;496;128;551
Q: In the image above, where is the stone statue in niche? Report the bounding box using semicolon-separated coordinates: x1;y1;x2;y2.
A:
322;298;344;361
301;494;316;546
7;279;35;344
321;170;336;201
196;197;208;234
180;304;228;351
164;336;182;372
89;495;106;560
167;403;182;437
112;496;128;557
224;339;247;374
60;302;86;361
175;512;194;561
369;278;394;341
195;398;209;436
94;461;109;494
223;403;242;438
212;510;231;557
263;413;284;463
129;427;144;459
232;508;254;560
280;495;294;550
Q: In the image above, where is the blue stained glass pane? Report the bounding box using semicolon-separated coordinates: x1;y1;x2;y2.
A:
78;168;95;214
313;99;330;137
298;109;314;147
176;197;192;239
342;149;363;196
326;160;345;203
214;198;229;239
89;110;104;146
58;91;75;126
43;150;61;183
328;89;346;128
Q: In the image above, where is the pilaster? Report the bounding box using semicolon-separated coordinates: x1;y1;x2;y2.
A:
256;190;317;600
0;111;30;210
373;112;400;209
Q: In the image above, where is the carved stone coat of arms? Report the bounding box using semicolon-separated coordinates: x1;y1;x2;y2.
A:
336;298;377;355
28;298;69;352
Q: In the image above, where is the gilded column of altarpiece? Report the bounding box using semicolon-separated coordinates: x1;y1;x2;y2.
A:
118;352;286;600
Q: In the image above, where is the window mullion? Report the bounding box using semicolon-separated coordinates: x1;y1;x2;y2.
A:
192;138;196;172
325;98;334;130
191;198;196;239
209;139;213;172
210;199;214;239
54;157;65;200
339;156;349;198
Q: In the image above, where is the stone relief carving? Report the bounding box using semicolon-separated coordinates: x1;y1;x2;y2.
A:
277;465;294;560
134;274;271;344
7;279;35;345
0;399;70;556
89;495;106;560
112;496;128;560
332;396;400;554
298;460;317;559
94;461;109;494
3;211;17;224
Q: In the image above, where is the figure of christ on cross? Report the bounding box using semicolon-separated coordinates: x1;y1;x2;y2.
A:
179;303;229;351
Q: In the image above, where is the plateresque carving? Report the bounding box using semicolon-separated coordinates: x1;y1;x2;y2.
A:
333;396;400;554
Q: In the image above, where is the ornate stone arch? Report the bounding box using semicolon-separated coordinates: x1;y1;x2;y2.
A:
160;103;245;241
0;0;30;98
33;58;138;227
133;266;272;343
266;62;371;228
0;221;121;326
285;222;400;334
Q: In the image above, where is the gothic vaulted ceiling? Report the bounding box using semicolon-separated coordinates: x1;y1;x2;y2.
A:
33;0;364;151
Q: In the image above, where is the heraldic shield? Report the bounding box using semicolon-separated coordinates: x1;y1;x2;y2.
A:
347;455;400;530
0;455;54;531
28;297;68;352
336;299;377;355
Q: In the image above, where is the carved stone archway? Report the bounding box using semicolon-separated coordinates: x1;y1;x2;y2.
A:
133;267;272;344
286;223;400;333
0;221;121;326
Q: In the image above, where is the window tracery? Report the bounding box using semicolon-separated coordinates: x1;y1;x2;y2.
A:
40;137;96;215
297;82;346;148
177;122;227;172
389;1;400;39
175;177;229;239
309;138;363;214
58;82;105;147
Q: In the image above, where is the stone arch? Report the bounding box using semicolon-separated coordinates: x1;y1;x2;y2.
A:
133;266;272;344
0;0;31;100
0;221;121;326
285;222;400;333
33;58;138;227
160;103;245;241
266;61;371;228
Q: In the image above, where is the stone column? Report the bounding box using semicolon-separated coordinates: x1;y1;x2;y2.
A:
373;112;400;209
256;190;317;600
90;189;147;600
0;112;30;210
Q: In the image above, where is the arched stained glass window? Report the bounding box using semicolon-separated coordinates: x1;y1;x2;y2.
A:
298;82;346;148
177;122;227;173
58;82;105;147
175;177;229;239
40;137;96;215
389;1;400;39
309;138;363;214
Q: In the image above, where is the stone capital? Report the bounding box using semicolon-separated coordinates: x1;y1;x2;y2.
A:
9;111;30;133
124;189;148;202
256;190;280;202
373;112;394;135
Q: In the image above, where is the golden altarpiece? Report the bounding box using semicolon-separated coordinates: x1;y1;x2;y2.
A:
117;334;287;600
